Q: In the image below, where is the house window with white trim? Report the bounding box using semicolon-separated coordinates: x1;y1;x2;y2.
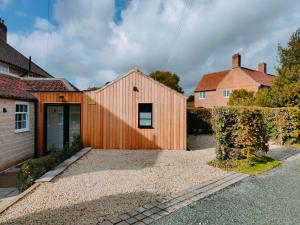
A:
223;89;230;98
15;102;29;132
199;91;205;99
0;65;9;74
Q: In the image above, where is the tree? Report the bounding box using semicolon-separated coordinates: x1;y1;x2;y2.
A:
187;95;194;102
255;28;300;107
228;89;256;106
149;71;184;94
277;28;300;69
270;65;300;107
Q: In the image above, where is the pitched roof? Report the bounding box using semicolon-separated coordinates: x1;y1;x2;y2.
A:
194;70;229;92
0;74;35;100
194;68;275;92
0;41;52;78
25;79;79;92
0;74;79;100
88;69;187;99
241;67;274;86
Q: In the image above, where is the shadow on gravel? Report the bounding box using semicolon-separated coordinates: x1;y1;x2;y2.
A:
1;191;158;225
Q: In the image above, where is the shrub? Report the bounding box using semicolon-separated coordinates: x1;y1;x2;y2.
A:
18;135;83;191
187;108;212;134
212;107;269;161
228;89;256;106
212;106;300;162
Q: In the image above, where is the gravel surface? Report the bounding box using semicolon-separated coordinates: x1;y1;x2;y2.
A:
0;149;225;225
153;152;300;225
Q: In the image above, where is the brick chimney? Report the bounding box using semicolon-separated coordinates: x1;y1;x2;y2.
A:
232;53;241;68
0;18;7;43
258;62;267;74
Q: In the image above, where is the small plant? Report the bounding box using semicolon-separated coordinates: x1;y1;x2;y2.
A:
18;135;83;191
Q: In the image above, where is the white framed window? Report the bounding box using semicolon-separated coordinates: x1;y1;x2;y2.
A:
223;89;230;98
0;65;9;74
199;91;206;99
15;102;29;132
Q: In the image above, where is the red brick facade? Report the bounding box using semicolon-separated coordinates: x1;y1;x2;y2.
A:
194;53;275;108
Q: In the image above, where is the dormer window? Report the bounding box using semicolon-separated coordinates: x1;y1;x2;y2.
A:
223;89;230;98
199;91;205;99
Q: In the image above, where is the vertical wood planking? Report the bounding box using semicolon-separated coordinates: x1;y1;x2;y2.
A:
33;71;186;153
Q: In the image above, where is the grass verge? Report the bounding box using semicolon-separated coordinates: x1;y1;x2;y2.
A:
208;155;282;175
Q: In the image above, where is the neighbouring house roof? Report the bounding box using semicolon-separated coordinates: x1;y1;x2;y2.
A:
0;74;36;100
0;41;52;78
194;70;229;92
194;67;275;92
241;67;274;87
25;79;79;92
0;73;79;101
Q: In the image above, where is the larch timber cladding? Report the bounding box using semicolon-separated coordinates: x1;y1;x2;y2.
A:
82;71;186;150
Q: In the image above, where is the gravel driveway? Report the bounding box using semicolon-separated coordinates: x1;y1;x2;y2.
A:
0;149;226;225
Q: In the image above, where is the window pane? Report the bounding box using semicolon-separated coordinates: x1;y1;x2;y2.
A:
140;112;151;119
21;121;26;129
140;119;152;126
16;104;19;112
24;105;28;112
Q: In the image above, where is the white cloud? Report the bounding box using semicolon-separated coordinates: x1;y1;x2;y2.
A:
0;0;11;10
34;17;55;31
6;0;300;94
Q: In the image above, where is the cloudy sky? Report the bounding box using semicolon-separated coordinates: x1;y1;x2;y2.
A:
1;0;299;94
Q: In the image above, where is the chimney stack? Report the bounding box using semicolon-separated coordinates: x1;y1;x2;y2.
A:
258;62;267;74
232;53;241;68
0;18;7;43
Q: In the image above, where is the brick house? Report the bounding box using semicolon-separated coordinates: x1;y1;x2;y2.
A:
0;19;78;171
194;53;275;108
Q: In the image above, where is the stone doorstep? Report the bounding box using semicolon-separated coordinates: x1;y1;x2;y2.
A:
99;172;249;225
35;147;92;183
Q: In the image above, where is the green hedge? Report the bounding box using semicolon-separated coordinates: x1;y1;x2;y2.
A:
18;135;83;191
212;107;269;161
187;108;212;134
262;107;300;145
211;107;300;161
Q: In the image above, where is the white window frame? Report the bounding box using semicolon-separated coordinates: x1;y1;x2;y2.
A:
199;91;206;99
0;65;9;74
15;101;30;133
223;89;230;98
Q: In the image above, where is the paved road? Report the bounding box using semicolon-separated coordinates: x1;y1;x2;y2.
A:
153;155;300;225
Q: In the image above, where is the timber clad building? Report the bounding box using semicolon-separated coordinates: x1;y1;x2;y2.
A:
0;20;187;171
194;53;275;108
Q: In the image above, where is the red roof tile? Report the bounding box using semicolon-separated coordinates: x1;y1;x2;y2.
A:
194;70;229;92
0;74;35;100
241;67;275;86
0;74;79;100
194;67;275;92
25;79;74;92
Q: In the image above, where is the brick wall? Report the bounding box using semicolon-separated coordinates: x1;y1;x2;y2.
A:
194;68;260;108
0;98;35;171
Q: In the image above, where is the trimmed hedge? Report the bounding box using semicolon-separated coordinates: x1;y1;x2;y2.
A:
212;107;269;161
211;107;300;161
18;135;83;191
262;107;300;145
187;108;212;134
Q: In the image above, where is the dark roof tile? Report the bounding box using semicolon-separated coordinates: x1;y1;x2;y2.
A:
0;41;52;78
